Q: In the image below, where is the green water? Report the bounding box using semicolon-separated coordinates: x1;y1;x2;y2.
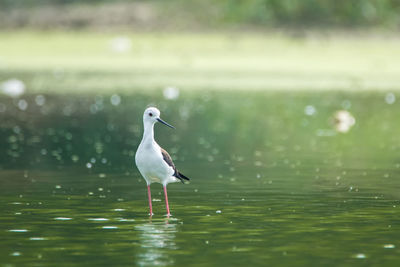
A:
1;91;400;266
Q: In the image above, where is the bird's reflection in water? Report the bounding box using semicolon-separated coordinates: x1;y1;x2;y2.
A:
135;218;178;267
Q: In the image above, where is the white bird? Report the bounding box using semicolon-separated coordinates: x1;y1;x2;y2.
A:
135;107;190;216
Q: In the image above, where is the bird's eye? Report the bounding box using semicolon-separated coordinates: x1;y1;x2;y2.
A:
149;113;153;117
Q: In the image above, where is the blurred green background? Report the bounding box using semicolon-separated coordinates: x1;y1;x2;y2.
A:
1;0;400;30
1;1;400;267
1;0;400;94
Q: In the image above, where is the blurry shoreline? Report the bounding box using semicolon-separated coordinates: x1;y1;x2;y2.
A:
1;1;400;94
1;30;400;94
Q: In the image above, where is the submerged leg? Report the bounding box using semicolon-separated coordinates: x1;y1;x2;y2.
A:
147;185;153;216
163;185;171;216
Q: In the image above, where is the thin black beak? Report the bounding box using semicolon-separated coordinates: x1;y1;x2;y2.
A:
157;118;175;129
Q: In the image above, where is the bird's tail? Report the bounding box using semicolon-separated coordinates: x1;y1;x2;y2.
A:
177;171;190;184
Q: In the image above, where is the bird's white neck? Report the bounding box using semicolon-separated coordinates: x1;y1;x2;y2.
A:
141;121;155;145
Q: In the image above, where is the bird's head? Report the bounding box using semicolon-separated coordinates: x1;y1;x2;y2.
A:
143;107;175;129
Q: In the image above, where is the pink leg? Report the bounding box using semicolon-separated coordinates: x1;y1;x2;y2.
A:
147;185;153;216
163;185;171;216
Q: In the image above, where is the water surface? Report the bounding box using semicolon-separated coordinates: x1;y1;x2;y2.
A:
1;91;400;266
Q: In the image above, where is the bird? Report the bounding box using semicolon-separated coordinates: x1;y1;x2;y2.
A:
135;107;190;216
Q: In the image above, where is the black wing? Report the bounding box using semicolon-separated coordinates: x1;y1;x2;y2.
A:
161;148;190;184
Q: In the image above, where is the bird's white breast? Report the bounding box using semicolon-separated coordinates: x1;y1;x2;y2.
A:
135;141;176;185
